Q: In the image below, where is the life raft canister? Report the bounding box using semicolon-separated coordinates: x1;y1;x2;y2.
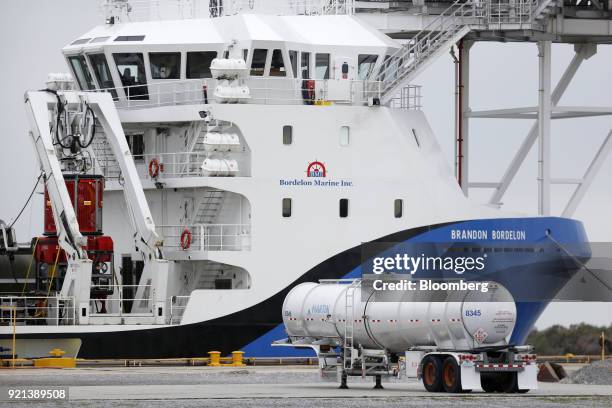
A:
180;228;192;250
148;158;161;179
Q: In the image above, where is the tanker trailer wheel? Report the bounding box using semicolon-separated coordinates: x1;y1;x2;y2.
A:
442;356;469;393
421;355;444;392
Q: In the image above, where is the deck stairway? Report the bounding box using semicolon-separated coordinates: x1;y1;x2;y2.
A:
322;0;355;14
191;190;225;225
532;0;563;24
376;0;562;104
91;125;121;179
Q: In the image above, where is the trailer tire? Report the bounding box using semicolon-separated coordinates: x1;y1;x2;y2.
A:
442;356;464;393
422;355;444;392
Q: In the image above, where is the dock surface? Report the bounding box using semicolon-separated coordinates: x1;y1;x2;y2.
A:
1;365;611;407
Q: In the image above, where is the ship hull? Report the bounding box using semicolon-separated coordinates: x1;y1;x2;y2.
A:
0;216;589;359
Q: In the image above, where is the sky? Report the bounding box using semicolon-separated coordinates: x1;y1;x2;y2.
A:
0;0;611;328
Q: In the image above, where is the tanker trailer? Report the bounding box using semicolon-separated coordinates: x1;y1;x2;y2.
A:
278;279;538;393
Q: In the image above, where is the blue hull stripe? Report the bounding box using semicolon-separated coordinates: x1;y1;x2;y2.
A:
242;217;588;357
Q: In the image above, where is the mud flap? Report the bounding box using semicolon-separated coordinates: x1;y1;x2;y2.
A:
460;364;482;391
518;364;538;390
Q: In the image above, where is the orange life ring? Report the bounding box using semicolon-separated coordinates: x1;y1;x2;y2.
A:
148;158;160;179
180;228;192;250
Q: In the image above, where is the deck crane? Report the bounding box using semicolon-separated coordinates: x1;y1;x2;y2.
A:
25;90;170;325
24;91;94;324
82;92;170;324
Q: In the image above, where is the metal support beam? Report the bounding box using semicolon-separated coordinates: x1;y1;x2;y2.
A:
458;40;473;196
562;129;612;217
538;41;552;216
488;43;596;207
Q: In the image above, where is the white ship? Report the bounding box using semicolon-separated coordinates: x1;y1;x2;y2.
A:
1;0;607;359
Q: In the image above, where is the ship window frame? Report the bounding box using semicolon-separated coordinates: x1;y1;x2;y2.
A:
114;35;146;42
282;198;292;218
288;50;298;78
149;52;181;80
339;198;349;218
269;49;287;77
315;53;330;80
394;199;403;218
339;126;350;146
300;52;311;79
70;38;91;45
250;48;268;77
68;55;96;91
126;133;145;162
283;125;293;145
113;52;149;100
87;53;118;99
357;54;379;80
186;51;218;79
90;36;110;43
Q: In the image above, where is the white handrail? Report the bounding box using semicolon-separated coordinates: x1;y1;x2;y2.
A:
87;77;383;110
156;223;251;251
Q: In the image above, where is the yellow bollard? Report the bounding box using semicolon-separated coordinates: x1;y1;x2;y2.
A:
231;351;245;367
208;351;221;367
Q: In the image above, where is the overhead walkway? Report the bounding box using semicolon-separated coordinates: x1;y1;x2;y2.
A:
375;0;562;103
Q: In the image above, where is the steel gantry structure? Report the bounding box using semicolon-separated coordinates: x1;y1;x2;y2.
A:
358;0;612;216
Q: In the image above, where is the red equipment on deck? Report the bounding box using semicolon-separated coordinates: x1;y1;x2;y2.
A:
35;174;114;296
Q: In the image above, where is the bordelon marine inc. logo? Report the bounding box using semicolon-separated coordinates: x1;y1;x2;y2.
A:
306;161;326;178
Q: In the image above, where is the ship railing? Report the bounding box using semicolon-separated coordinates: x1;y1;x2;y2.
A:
156;224;251;252
89;284;154;317
88;77;384;110
0;295;76;326
485;0;540;28
130;151;247;180
389;85;423;110
100;0;355;22
169;295;190;325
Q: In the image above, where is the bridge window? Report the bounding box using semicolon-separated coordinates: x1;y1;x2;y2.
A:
68;55;95;90
289;50;298;78
270;49;287;77
315;53;330;80
339;199;349;218
250;49;268;76
88;53;118;99
300;52;311;79
394;199;403;218
187;51;217;79
358;54;378;80
283;125;293;145
282;198;292;217
114;35;145;42
113;53;149;100
150;52;180;79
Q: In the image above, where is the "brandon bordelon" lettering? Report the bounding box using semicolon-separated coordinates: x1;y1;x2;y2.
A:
450;229;527;241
